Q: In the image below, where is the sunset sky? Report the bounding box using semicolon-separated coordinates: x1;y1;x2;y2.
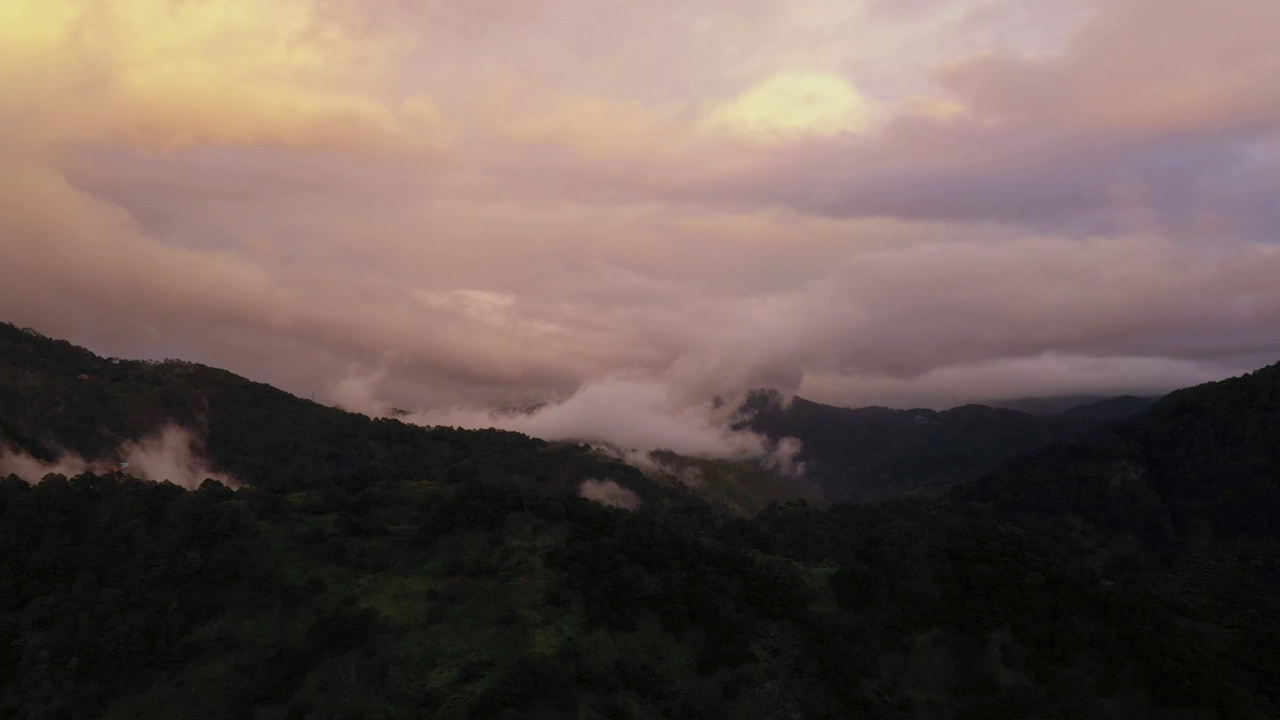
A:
3;0;1279;443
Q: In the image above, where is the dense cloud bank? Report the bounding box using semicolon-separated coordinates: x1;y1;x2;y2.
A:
3;0;1278;420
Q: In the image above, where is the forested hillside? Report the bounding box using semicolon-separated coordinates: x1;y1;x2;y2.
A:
738;391;1154;502
2;323;1277;719
0;323;659;499
959;364;1280;707
963;362;1280;545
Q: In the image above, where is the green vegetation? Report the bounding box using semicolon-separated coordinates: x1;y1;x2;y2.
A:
643;450;825;517
2;322;1278;718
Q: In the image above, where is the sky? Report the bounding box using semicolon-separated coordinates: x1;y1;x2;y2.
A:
2;0;1280;454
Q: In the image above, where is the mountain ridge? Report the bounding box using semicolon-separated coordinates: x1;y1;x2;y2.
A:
736;388;1156;502
3;320;1279;718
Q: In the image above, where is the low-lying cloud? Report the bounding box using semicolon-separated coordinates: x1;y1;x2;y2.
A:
0;449;95;482
0;425;238;490
629;452;706;489
336;374;807;474
762;436;806;479
410;377;766;459
118;426;239;490
578;478;642;511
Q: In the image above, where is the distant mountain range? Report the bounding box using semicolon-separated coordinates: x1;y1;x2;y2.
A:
986;394;1160;417
738;391;1158;502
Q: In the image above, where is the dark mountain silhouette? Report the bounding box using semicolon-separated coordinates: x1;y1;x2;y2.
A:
957;364;1280;705
738;390;1154;502
1055;394;1160;422
989;394;1160;416
963;363;1280;546
0;322;664;501
2;321;1278;718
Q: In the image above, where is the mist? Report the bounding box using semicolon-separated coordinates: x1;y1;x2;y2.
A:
332;373;809;474
0;424;237;490
118;425;239;490
578;478;642;511
0;448;94;481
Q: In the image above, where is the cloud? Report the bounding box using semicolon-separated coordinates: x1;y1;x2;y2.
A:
578;478;642;511
484;90;693;162
320;368;803;476
762;437;806;479
650;459;705;490
702;72;877;141
939;0;1280;135
336;374;810;477
0;449;93;482
0;0;448;153
119;425;239;490
2;0;1279;431
435;0;1280;234
327;364;394;416
406;377;773;459
689;0;1280;228
798;354;1237;410
0;425;237;490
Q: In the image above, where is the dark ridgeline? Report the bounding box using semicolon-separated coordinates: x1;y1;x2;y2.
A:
1;321;1277;719
961;363;1280;547
0;322;658;498
989;394;1158;418
738;389;1157;502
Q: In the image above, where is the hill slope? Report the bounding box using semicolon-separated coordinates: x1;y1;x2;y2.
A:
738;391;1153;502
2;322;1278;718
989;394;1159;417
959;363;1280;705
643;449;826;517
0;322;668;502
962;362;1280;545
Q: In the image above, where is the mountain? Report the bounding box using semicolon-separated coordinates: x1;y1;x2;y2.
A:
989;394;1160;417
963;364;1280;545
1055;394;1160;422
738;390;1155;502
642;450;826;517
0;322;667;502
2;321;1278;719
958;364;1280;706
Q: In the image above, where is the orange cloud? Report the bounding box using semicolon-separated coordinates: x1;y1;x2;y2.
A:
0;0;448;153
